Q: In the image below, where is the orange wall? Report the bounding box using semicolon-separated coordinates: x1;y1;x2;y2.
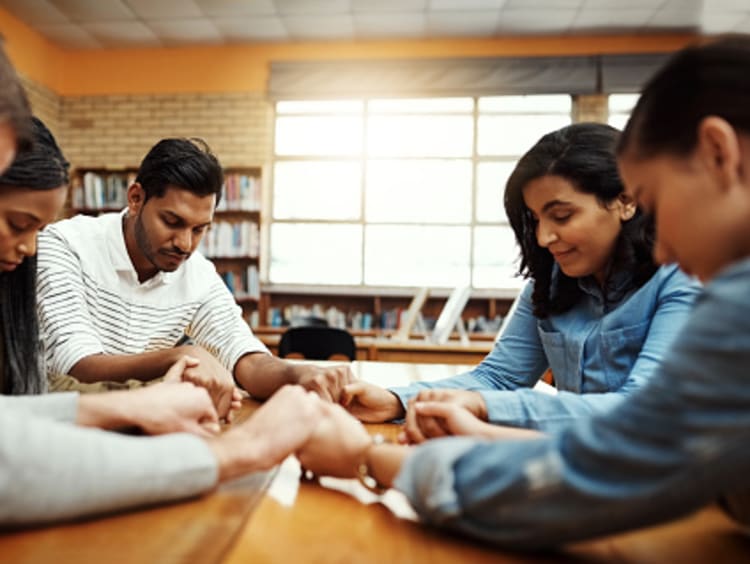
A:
1;7;696;96
0;7;65;91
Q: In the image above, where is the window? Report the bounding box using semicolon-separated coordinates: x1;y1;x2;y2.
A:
608;93;640;130
270;95;572;290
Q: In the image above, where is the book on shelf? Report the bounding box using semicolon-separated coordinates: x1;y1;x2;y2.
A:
198;220;259;258
216;173;261;212
219;264;260;300
72;171;136;210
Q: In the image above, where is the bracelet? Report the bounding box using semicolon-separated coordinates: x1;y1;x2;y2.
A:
356;433;388;495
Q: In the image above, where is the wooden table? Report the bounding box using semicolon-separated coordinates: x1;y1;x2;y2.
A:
2;361;748;563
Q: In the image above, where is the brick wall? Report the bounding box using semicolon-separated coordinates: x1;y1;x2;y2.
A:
573;94;609;123
21;74;62;140
19;76;272;170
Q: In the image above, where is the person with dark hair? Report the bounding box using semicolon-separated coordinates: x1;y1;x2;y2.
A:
0;54;327;525
342;123;699;443
36;137;353;417
293;35;750;547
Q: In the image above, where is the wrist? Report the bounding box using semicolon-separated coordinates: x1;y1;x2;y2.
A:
387;392;406;419
475;392;489;421
356;434;389;493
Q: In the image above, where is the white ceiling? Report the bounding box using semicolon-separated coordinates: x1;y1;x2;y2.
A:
0;0;748;49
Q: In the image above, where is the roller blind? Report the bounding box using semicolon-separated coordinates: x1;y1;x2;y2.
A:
269;53;672;99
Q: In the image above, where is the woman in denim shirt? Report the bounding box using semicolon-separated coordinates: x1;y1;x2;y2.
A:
344;123;700;438
297;35;750;548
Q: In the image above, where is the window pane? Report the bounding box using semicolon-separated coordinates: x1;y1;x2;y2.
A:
608;113;630;130
275;116;362;156
608;93;639;113
369;97;473;113
274;161;361;220
364;225;470;286
276;100;363;114
473;226;524;289
365;159;471;223
479;95;571;113
476;161;516;223
367;115;473;157
477;114;571;156
270;223;362;284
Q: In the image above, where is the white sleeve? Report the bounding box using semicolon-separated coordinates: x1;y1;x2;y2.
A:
0;406;218;525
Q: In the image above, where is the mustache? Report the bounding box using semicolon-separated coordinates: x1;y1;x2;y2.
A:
162;247;190;257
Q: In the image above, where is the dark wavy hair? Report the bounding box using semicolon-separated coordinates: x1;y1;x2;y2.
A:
619;35;750;160
135;137;223;206
0;117;69;394
504;123;657;319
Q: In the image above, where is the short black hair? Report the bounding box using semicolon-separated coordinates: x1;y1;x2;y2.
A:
135;137;223;205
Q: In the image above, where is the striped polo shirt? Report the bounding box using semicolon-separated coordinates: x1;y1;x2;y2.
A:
36;211;268;378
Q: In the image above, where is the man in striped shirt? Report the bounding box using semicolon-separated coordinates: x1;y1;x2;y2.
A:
37;138;353;416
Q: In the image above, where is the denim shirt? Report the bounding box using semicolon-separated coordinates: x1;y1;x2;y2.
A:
389;264;700;432
393;257;750;548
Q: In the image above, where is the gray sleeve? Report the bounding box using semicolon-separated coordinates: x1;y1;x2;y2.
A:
0;392;79;422
0;407;219;525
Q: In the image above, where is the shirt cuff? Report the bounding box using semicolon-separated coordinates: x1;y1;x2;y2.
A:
479;390;527;426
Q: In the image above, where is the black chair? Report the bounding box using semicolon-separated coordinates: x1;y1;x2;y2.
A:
278;326;356;361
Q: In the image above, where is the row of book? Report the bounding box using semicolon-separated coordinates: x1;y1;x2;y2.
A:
264;302;502;335
219;264;260;300
198;221;259;258
72;171;136;210
216;174;261;212
71;171;260;212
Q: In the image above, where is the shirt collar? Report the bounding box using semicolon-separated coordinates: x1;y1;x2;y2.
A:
107;209;176;286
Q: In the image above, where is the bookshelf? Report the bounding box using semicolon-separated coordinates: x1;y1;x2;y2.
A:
258;285;520;338
68;166;263;323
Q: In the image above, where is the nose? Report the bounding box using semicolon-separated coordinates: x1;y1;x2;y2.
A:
16;232;37;257
173;228;192;253
536;219;558;248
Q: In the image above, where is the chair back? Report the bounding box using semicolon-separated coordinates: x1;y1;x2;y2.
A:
278;326;356;361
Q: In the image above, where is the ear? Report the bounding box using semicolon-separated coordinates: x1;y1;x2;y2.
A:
127;182;145;216
616;192;637;221
696;116;742;192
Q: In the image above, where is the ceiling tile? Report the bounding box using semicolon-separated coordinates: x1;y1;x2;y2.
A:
354;12;426;38
704;0;750;10
49;0;134;22
572;9;655;28
81;21;160;47
431;0;506;10
0;0;70;24
193;0;276;17
146;18;223;45
283;14;354;39
126;0;203;20
503;0;581;8
352;0;427;12
36;23;100;47
497;9;577;32
213;16;289;41
427;11;500;36
275;0;349;16
583;0;657;6
701;12;746;33
649;6;701;28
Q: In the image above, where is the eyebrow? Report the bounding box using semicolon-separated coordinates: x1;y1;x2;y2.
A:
12;211;42;224
161;210;211;229
540;200;573;213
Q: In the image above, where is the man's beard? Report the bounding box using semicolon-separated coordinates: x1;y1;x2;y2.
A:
133;213;188;273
